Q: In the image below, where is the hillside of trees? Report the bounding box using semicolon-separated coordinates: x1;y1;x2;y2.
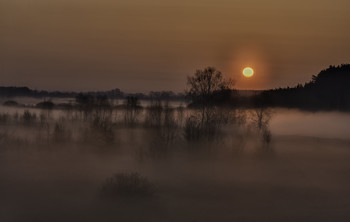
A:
253;64;350;110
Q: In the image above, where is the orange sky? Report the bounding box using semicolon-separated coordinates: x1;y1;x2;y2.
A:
1;0;350;92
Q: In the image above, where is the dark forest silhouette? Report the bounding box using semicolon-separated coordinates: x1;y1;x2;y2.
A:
253;64;350;110
186;64;350;111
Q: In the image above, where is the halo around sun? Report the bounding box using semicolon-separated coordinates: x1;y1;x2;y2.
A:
243;67;254;78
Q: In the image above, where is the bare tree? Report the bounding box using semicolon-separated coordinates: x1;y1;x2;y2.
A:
186;67;234;125
124;96;142;126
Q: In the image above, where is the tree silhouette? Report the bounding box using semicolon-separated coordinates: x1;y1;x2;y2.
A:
186;67;234;107
186;66;234;125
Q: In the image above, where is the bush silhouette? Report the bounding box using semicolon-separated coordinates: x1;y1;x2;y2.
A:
100;173;156;199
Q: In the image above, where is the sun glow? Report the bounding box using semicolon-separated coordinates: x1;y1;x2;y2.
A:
242;67;254;78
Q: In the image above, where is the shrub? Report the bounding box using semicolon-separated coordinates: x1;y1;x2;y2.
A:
52;122;70;142
36;101;54;110
0;114;10;124
123;96;142;126
184;115;202;142
3;100;18;106
100;173;156;199
22;110;36;124
144;99;162;127
0;130;8;143
262;128;271;144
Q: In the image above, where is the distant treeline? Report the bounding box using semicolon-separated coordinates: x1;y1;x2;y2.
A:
184;64;350;111
251;64;350;110
2;64;350;111
0;87;185;101
0;87;76;98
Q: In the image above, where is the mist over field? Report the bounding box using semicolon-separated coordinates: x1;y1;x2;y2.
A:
1;0;350;220
1;98;350;222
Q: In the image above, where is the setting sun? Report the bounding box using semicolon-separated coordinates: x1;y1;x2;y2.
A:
243;67;254;78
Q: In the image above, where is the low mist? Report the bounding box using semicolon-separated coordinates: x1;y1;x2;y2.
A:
1;100;350;221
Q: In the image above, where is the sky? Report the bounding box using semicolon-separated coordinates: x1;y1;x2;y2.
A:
1;0;350;92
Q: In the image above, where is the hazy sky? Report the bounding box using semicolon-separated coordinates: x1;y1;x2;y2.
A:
1;0;349;92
